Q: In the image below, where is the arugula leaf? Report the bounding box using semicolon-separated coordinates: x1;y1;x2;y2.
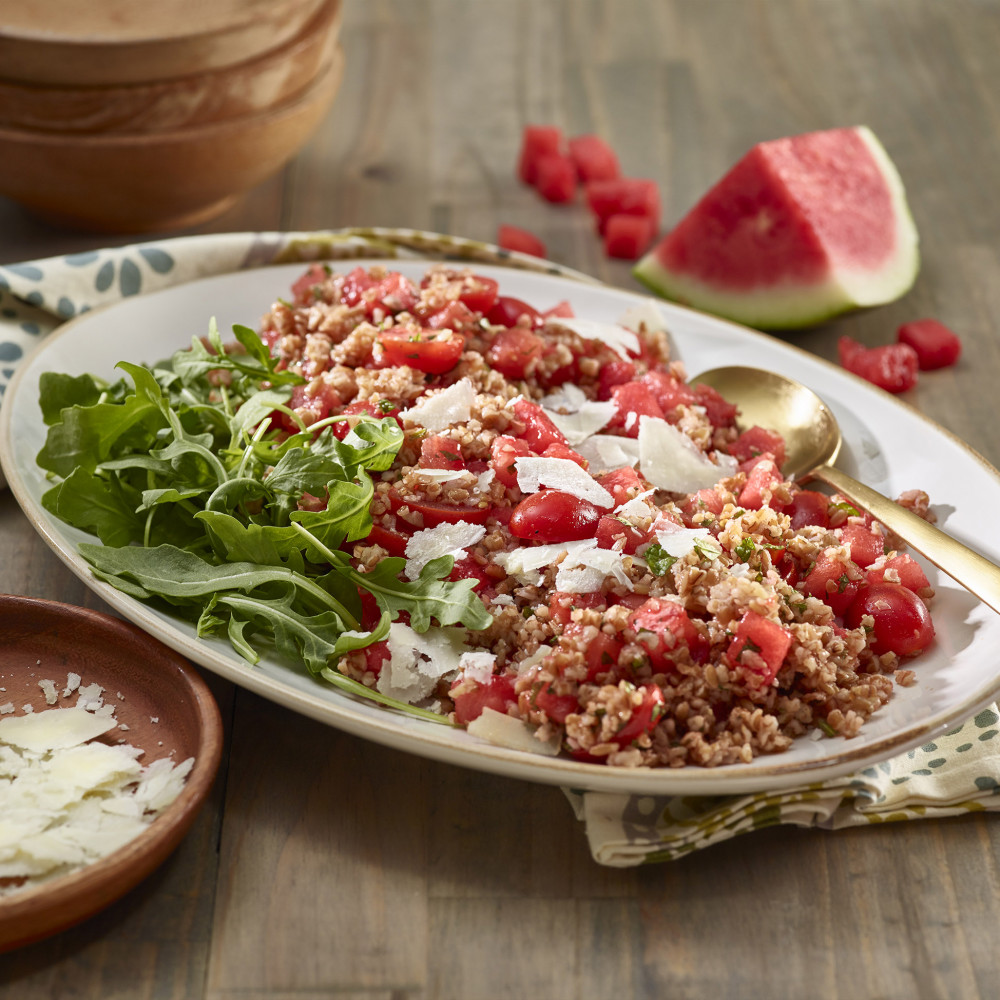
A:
39;372;104;425
42;468;144;547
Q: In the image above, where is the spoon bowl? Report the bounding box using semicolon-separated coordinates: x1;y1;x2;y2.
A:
693;365;1000;616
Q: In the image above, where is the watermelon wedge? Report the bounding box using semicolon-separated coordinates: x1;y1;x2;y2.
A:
633;127;920;330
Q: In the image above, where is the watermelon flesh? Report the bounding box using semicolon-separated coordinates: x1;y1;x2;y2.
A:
633;127;919;330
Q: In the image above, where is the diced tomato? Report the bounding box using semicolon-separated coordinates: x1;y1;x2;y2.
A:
596;466;645;507
603;213;656;260
729;425;787;468
387;488;491;528
486;295;544;328
362;524;409;557
363;640;390;677
568;134;621;183
490;435;531;489
272;380;338;433
512;399;567;451
427;299;477;332
541;441;588;468
375;327;464;375
509;491;603;542
517;125;564;185
330;398;401;440
457;274;500;314
597;359;637;400
845;582;935;656
802;553;862;616
738;456;784;510
628;597;708;669
724;611;793;685
449;557;492;592
585;178;661;229
487;326;545;379
534;684;580;725
680;487;725;527
787;490;830;529
534;152;578;203
595;515;651;554
452;675;518;724
897;319;962;370
866;553;930;592
549;591;607;627
608;381;665;436
419;434;465;470
584;632;624;680
290;263;330;306
611;684;665;746
838;336;919;393
497;224;547;259
542;300;575;319
840;523;884;568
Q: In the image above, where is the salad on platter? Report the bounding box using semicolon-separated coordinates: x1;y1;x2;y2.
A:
35;263;938;769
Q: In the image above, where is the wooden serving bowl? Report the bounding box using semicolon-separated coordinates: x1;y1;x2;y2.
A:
0;594;224;952
0;0;327;86
0;45;343;233
0;0;342;134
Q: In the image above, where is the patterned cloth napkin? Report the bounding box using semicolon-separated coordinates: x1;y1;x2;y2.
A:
3;228;997;867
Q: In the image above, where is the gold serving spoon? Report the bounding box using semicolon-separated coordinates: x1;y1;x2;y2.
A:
692;365;1000;614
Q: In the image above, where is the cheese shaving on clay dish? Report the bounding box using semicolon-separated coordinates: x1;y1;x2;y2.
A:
0;685;193;896
39;261;940;771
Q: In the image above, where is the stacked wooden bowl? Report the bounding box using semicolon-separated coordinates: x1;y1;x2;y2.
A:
0;0;343;232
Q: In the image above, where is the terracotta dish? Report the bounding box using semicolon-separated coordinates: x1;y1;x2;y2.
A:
0;45;343;232
0;0;342;134
0;594;223;952
0;0;326;85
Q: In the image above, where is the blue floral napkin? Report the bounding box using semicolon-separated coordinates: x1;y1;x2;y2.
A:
3;228;997;867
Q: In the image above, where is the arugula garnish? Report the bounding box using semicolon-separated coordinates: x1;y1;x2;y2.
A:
37;321;490;718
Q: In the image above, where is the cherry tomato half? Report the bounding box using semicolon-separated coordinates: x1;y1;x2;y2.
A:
845;582;935;657
509;490;602;543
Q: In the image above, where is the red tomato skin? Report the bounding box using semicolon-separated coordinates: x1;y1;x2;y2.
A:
449;557;492;592
802;554;862;616
724;611;793;684
497;224;547;259
568;134;621;182
329;398;401;440
452;675;518;724
596;466;645;507
628;597;708;669
534;153;578;203
518;125;563;185
486;327;545;379
486;296;544;328
603;213;656;259
512;399;568;451
509;491;603;543
363;640;390;677
376;328;465;375
457;275;500;314
595;516;651;554
845;582;935;656
540;441;588;468
787;490;830;529
426;299;477;332
362;524;409;558
838;336;919;393
387;488;491;528
897;319;962;370
490;435;531;489
542;300;575;319
729;426;787;468
419;434;465;470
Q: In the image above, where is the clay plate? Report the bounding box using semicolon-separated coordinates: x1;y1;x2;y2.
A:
0;594;223;952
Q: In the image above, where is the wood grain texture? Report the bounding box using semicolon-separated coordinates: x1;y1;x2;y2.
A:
1;1;1000;997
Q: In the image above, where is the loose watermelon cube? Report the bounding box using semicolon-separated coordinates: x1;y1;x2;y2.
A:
497;224;547;259
603;213;656;259
517;125;564;185
568;134;621;182
535;153;577;203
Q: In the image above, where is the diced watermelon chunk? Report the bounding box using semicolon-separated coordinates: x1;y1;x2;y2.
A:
518;125;563;185
838;335;919;393
725;611;793;685
585;178;661;229
604;214;656;260
897;319;962;370
535;153;577;203
568;134;621;182
498;224;547;259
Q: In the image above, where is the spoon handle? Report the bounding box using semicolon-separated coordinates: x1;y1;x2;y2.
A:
814;464;1000;615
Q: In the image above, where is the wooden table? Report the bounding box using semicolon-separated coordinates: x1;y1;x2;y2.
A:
2;2;1000;997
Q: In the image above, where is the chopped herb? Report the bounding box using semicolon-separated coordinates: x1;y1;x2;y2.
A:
837;573;851;593
735;537;755;562
377;398;396;414
817;719;836;737
692;537;722;561
830;501;860;517
644;542;677;576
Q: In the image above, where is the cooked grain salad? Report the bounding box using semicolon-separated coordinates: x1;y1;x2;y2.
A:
38;263;937;769
256;263;936;768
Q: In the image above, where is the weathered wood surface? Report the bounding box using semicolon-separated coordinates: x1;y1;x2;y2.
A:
1;2;999;997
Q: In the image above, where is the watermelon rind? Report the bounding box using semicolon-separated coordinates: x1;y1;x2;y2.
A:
632;127;920;331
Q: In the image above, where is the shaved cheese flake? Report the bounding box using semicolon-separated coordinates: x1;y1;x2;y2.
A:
574;434;641;473
618;300;669;335
0;707;117;753
376;623;468;704
467;707;562;756
550;318;640;360
542;401;616;445
408;467;471;483
638;415;730;493
654;526;722;560
399;377;476;432
457;651;496;684
539;383;589;412
514;456;614;508
615;490;656;519
404;520;486;580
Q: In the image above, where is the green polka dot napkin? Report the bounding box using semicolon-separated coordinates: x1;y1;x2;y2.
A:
2;229;998;867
